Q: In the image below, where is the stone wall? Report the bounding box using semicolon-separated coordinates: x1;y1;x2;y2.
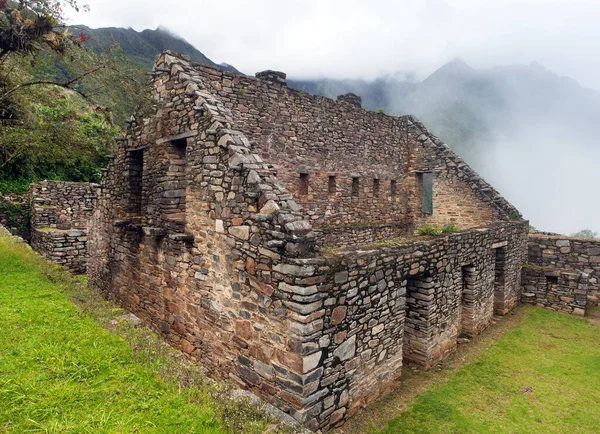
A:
315;223;413;250
30;181;98;273
317;221;527;423
521;266;588;316
196;65;520;235
89;52;328;430
521;234;600;313
88;52;528;432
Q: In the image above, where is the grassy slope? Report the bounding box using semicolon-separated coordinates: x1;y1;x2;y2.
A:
0;235;225;433
379;307;600;433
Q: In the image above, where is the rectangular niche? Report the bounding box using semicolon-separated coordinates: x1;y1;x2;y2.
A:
493;246;507;311
373;178;380;197
127;149;144;215
352;177;360;197
328;175;336;194
299;173;309;196
162;139;187;227
460;265;476;336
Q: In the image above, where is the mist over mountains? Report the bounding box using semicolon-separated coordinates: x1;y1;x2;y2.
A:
79;26;599;236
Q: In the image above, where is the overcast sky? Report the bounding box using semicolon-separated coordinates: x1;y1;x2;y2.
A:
66;0;600;89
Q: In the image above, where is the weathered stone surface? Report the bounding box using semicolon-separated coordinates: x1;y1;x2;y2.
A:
229;225;250;240
333;335;356;362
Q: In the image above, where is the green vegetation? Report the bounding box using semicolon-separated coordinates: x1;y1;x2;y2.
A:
377;108;385;114
441;223;460;233
0;231;280;433
417;224;443;236
379;307;600;433
508;211;521;220
0;0;150;192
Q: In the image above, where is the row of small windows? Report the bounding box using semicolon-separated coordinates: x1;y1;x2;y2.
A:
299;174;398;198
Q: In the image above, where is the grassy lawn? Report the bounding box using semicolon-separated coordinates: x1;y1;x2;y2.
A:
379;307;600;434
0;233;270;433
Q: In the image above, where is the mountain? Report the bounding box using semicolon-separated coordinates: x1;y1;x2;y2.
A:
76;25;238;72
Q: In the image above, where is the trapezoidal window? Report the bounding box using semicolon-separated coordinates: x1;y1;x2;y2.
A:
328;175;336;194
127;149;144;215
352;177;360;197
299;173;309;197
163;139;187;224
418;172;433;214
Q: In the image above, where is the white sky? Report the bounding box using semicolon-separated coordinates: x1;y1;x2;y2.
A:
66;0;600;89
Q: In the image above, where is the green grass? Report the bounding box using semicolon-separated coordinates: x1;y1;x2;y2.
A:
380;307;600;433
0;233;273;433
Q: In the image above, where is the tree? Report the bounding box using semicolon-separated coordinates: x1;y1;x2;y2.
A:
570;229;598;239
0;0;150;120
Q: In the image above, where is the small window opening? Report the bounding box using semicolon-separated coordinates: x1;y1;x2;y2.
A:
328;175;336;194
390;180;397;196
352;177;360;197
373;178;380;197
127;149;144;215
299;173;309;196
546;275;558;285
418;172;433;214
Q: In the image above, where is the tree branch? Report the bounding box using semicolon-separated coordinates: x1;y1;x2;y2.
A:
0;64;107;102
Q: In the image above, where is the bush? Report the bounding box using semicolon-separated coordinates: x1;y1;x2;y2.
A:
442;223;460;233
417;224;443;236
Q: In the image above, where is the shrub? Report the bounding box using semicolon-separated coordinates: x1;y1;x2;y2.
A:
442;223;460;233
417;224;443;236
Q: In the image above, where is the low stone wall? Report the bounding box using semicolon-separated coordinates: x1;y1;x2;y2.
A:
521;266;588;316
319;221;527;423
30;228;88;273
315;222;413;249
0;192;31;240
30;181;98;273
527;234;600;305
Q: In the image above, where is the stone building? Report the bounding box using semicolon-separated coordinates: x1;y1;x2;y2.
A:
88;52;529;431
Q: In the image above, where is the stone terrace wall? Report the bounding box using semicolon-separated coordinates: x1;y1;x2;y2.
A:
317;221;528;426
30;181;97;273
524;234;600;308
30;181;98;230
521;266;588;316
196;66;519;239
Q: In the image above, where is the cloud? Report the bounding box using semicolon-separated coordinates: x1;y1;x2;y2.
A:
67;0;600;88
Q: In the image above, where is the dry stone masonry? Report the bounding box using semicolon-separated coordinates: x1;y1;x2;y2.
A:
87;51;531;431
521;234;600;316
30;181;98;274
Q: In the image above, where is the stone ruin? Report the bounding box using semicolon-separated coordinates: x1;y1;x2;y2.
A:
12;51;595;431
83;51;531;431
29;181;98;274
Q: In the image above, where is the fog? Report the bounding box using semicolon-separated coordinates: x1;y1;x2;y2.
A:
481;136;599;236
66;0;600;236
